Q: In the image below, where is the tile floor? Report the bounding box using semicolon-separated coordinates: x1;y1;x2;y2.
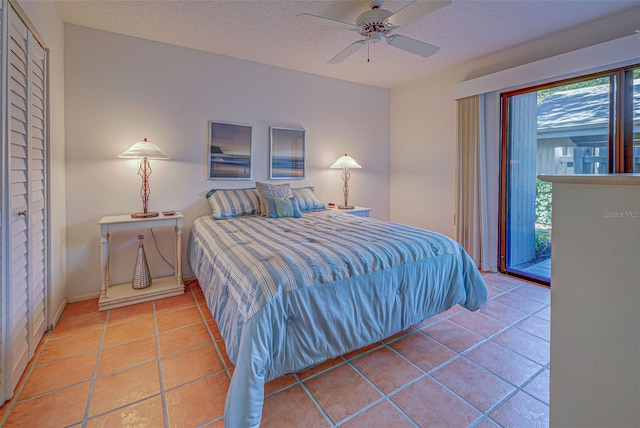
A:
0;272;550;427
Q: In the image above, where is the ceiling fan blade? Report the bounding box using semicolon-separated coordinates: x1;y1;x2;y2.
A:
296;13;358;31
328;39;367;64
386;34;439;58
387;0;451;27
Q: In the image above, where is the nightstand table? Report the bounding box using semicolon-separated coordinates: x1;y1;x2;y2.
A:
329;206;371;217
98;213;185;311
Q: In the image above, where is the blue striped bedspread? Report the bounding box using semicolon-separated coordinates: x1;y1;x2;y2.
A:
189;210;488;427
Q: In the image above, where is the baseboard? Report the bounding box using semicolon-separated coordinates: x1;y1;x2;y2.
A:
49;298;68;329
66;291;101;303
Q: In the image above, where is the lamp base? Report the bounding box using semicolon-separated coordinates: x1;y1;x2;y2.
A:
131;211;159;218
338;205;354;210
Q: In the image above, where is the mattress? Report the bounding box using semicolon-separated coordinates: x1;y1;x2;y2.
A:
188;210;488;427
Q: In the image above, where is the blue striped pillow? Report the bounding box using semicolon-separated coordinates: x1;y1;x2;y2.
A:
291;186;326;211
264;196;302;218
206;188;261;219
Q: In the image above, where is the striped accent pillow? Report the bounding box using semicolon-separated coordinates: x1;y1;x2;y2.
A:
256;182;292;216
206;188;261;219
291;186;326;211
263;196;302;218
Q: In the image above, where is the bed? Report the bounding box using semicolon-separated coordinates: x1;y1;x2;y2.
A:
188;186;488;427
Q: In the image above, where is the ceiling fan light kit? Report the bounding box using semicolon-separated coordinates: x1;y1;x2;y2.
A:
297;0;451;64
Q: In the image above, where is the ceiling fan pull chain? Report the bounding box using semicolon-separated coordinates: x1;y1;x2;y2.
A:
367;39;370;63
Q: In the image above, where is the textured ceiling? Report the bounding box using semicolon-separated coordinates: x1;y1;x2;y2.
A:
55;0;640;88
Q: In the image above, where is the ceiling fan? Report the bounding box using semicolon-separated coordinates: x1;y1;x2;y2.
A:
297;0;451;64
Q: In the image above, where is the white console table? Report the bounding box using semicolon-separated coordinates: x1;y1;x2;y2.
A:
98;213;185;311
539;174;640;428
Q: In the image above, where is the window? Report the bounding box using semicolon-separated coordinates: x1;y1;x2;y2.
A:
500;65;639;284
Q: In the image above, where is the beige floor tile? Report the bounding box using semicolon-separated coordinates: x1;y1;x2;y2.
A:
305;364;382;424
515;316;551;341
535;306;551;321
154;292;195;313
343;341;383;360
5;382;90;428
486;284;507;299
21;352;97;399
200;302;214;320
188;280;201;291
489;391;549;428
392;376;481;427
103;316;156;347
511;283;550;305
493;292;547;314
215;339;234;368
465;340;543;386
206;319;223;341
61;299;99;319
383;327;415;343
352;347;422;394
341;400;414;428
51;311;107;338
483;274;524;292
162;344;224;389
193;289;207;305
423;320;484;353
391;332;457;372
89;361;161;417
493;328;550;365
438;304;465;318
432;358;515;412
97;336;158;376
479;300;528;325
86;394;165;427
523;369;550;404
39;328;103;364
0;400;9;422
476;417;502;427
413;313;444;329
156;305;204;332
261;384;329;427
159;323;213;356
449;310;509;338
107;301;154;326
297;356;345;380
165;373;229;427
264;374;297;396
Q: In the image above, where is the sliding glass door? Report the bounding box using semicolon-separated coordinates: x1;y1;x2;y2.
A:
500;66;639;284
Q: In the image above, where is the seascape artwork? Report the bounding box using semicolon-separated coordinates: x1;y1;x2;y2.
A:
270;127;305;179
209;122;252;180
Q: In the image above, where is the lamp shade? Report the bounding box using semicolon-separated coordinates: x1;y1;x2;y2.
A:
118;138;169;159
330;153;361;169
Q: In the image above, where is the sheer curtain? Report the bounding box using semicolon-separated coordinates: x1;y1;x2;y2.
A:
456;94;494;271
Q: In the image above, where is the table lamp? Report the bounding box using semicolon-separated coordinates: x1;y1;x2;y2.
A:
119;138;169;218
330;153;361;209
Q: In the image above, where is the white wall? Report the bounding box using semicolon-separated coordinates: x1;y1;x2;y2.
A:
64;25;390;299
16;0;66;324
390;66;467;236
390;7;640;241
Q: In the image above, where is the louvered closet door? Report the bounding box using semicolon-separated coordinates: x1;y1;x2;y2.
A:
5;4;47;395
27;26;47;351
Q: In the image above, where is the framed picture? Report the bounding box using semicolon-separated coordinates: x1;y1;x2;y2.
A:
208;121;252;180
269;127;306;179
